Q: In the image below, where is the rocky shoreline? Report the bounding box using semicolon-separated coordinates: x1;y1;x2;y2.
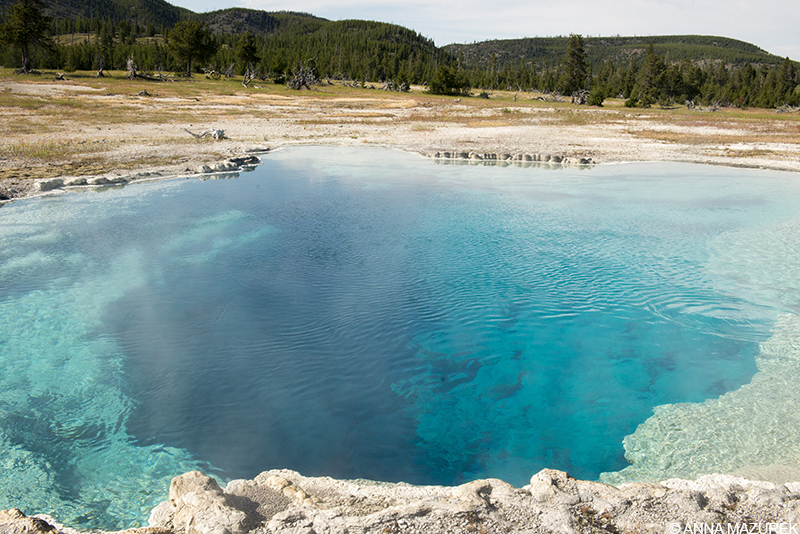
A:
3;136;796;206
3;79;800;205
0;152;268;204
429;150;592;165
3;468;800;534
0;147;598;205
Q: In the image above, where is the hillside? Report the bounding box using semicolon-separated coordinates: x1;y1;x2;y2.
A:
201;8;327;36
2;0;787;67
1;0;797;107
445;35;787;70
1;0;787;71
192;8;440;82
0;0;191;27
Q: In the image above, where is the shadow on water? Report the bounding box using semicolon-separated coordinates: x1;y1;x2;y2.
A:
103;152;776;486
3;148;800;528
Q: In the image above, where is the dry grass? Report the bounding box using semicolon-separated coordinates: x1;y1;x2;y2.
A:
2;69;800;193
717;147;781;158
0;154;188;181
467;120;516;128
628;117;800;146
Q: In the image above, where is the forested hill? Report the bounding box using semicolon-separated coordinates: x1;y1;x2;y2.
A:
445;35;786;71
2;0;798;107
1;0;789;67
202;8;441;81
0;0;191;27
201;9;326;36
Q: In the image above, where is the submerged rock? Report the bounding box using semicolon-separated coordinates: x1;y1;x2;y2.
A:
36;178;64;192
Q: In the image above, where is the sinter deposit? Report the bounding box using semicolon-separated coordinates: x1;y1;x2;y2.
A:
3;469;800;534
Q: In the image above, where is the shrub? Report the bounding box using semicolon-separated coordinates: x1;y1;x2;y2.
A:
588;88;605;106
428;64;470;96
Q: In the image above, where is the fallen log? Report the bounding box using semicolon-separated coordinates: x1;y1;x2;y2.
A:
184;128;227;140
136;72;163;81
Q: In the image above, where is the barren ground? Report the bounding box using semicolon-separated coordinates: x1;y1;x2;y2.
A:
2;70;800;202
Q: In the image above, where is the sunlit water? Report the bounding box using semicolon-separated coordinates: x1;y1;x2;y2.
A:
1;147;800;529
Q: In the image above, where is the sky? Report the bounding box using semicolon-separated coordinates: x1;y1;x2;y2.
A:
171;0;799;60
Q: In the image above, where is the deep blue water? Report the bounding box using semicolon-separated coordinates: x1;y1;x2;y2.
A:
1;147;799;529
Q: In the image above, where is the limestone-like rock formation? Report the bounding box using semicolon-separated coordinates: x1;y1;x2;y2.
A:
0;508;58;534
198;155;261;174
4;469;800;534
428;150;595;168
146;469;800;534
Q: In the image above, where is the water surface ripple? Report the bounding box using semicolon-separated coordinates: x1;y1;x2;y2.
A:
1;147;799;529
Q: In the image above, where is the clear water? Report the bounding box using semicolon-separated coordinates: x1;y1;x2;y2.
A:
1;147;799;529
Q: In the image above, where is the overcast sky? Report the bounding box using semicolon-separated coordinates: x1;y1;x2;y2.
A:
171;0;799;60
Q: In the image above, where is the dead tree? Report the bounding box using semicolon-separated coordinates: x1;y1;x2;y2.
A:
380;80;410;92
223;63;235;78
95;56;105;77
14;59;41;74
571;89;589;105
14;57;32;74
184;128;227;140
125;57;163;82
242;69;257;87
288;60;319;90
126;58;137;80
204;68;221;80
776;104;800;114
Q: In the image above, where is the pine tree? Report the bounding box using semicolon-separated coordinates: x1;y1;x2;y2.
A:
427;64;470;95
0;0;53;72
635;42;665;107
168;20;219;76
236;32;259;74
777;57;797;102
559;33;588;96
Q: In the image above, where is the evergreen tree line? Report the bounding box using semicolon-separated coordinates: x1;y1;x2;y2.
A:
456;36;800;108
445;35;787;76
2;2;798;108
0;11;449;85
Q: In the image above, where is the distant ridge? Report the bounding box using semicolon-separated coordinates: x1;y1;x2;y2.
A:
0;0;191;27
0;0;788;67
444;35;786;70
200;8;327;36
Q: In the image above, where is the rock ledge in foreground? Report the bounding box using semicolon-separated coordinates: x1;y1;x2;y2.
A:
7;468;800;534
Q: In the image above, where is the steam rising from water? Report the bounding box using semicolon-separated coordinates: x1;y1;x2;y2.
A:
1;148;799;529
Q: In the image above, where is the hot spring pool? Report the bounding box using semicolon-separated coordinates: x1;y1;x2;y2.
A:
1;147;800;529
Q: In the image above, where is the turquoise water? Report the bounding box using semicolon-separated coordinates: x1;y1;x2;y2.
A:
1;147;799;529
